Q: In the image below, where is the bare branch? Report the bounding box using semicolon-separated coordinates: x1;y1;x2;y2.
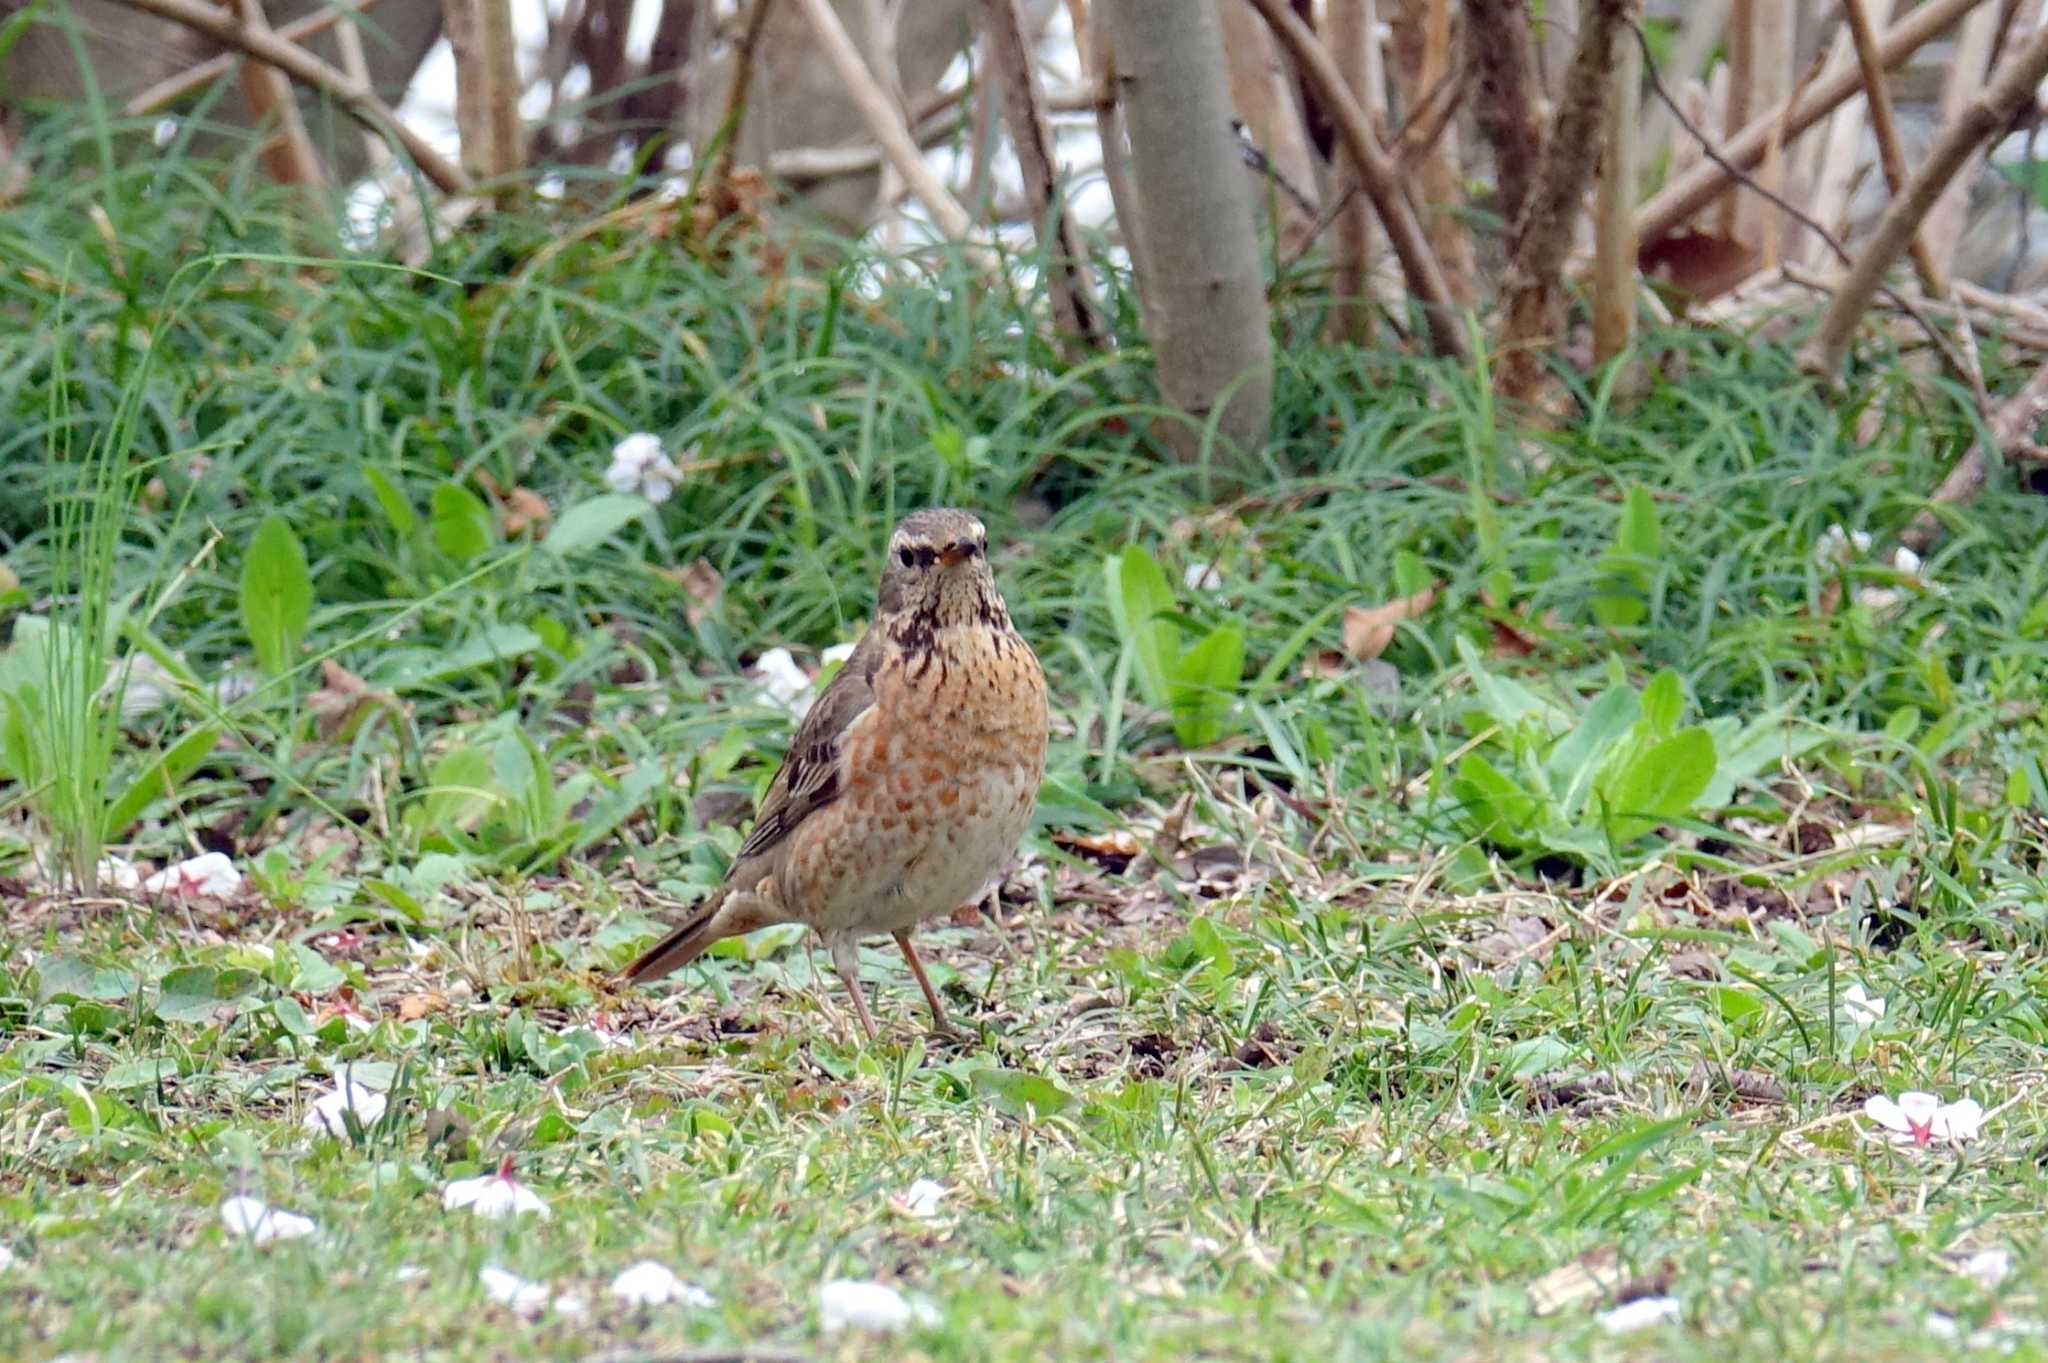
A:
1900;361;2048;555
122;0;386;117
978;0;1101;343
1592;24;1638;364
1465;0;1542;230
793;0;974;238
1637;0;1986;247
106;0;471;194
1243;0;1469;361
1800;20;2048;379
1493;0;1631;407
233;0;327;189
1842;0;1945;296
702;0;775;223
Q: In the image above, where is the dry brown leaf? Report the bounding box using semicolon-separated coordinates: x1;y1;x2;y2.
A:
1342;584;1438;661
307;659;398;743
680;556;723;627
1638;229;1759;307
500;487;552;537
1527;1246;1624;1316
397;990;450;1022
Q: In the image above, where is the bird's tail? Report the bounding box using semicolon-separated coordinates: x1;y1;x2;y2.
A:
621;887;731;985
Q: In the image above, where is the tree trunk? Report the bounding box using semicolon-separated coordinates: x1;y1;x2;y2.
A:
1103;0;1273;474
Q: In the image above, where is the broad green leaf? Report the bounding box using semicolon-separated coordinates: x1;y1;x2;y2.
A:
154;965;258;1023
1104;546;1180;712
370;624;543;691
362;465;417;538
239;514;312;678
1638;669;1684;738
103;725;220;839
971;1067;1074;1119
541;494;651;557
1591;484;1661;628
1168;624;1244;747
414;745;498;834
1499;1035;1574;1077
37;954;137;1004
430;481;493;563
1450;752;1544;848
1544;685;1639;819
101;1059;179;1088
1603;726;1716;843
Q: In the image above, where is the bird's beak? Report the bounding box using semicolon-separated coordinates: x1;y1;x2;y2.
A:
938;542;972;567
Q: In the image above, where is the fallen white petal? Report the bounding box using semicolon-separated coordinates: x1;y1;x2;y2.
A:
610;1260;713;1308
821;642;858;667
893;1179;947;1219
98;856;142;892
1932;1098;1985;1144
479;1266;551;1315
1841;984;1886;1027
752;647;814;716
604;433;685;502
141;852;241;899
1964;1248;2013;1289
395;1263;427;1283
818;1279;938;1333
302;1079;387;1137
219;1196;317;1245
1596;1296;1681;1334
443;1171;551;1219
1183;560;1222;592
0;1242;15;1270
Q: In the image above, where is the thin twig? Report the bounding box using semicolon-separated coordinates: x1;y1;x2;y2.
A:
1636;0;1987;247
794;0;975;239
1899;360;2048;555
1243;0;1469;361
1842;0;1946;296
1632;21;1972;388
980;0;1101;342
122;0;385;116
107;0;470;194
1800;18;2048;379
702;0;775;222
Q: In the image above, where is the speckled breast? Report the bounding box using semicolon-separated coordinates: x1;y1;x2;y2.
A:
789;626;1047;938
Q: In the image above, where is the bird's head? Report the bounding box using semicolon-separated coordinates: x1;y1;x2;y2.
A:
876;507;1001;631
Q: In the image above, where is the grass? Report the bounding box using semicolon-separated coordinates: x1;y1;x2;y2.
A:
5;125;2048;1361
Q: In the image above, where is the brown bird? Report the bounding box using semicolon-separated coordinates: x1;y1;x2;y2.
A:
622;508;1049;1040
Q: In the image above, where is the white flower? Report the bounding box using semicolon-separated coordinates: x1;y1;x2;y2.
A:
218;1196;317;1245
1183;561;1222;593
1596;1296;1681;1334
98;856;142;892
890;1179;947;1219
395;1263;427;1283
821;642;858;668
443;1161;551;1219
610;1260;714;1308
752;646;815;717
302;1079;387;1137
818;1279;939;1334
1863;1091;1985;1148
0;1242;15;1270
141;852;241;899
1841;984;1886;1029
604;433;685;504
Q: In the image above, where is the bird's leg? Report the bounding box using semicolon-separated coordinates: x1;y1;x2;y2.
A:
895;931;968;1040
828;937;878;1043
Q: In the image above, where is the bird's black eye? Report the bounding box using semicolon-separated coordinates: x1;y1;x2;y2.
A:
898;547;915;567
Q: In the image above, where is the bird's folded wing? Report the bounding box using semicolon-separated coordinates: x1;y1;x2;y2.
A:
733;629;881;863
